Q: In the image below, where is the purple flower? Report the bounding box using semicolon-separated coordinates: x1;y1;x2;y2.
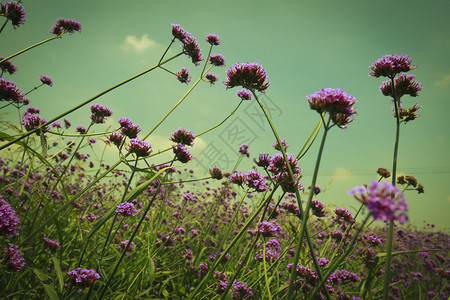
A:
224;62;270;93
76;125;86;134
255;239;281;262
229;171;246;186
26;106;40;114
20;112;49;135
369;54;417;78
50;18;82;36
170;127;195;146
108;131;124;147
118;117;141;139
116;202;137;217
238;144;250;157
204;72;218;85
127;138;152;157
117;240;135;252
0;2;26;29
306;88;357;128
253;153;270;168
231;280;253;299
64;118;71;129
172;144;193;163
311;199;326;217
268;153;300;175
89;103;113;124
209;165;223;180
286;264;318;284
67;268;100;288
0;56;18;75
333;207;355;223
51;121;61;128
236;89;252;100
171;24;189;42
3;243;25;272
215;280;228;294
170;25;204;66
40;75;53;87
245;170;268;192
0;78;25;103
0;196;21;237
257;220;282;238
176;67;191;84
380;73;423;100
348;181;408;224
273;139;289;151
43;237;60;252
209;53;226;67
205;34;221;46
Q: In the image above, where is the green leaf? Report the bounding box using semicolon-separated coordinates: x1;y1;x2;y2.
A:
32;267;59;300
50;256;64;293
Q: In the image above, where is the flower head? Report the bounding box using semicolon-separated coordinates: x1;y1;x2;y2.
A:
176;67;191;84
205;34;221;46
40;75;53;87
50;18;82;35
306;88;357;128
172;144;193;163
369;54;416;78
348;181;408;224
64;118;71;129
254;153;270;168
273;139;289;152
0;57;18;75
209;165;223;180
170;127;195;146
118;117;141;139
245;170;268;192
0;196;21;237
76;125;86;134
238;144;250;157
1;2;26;29
209;53;226;67
20;112;49;135
116;202;137;217
117;240;135;252
89;103;113;124
229;171;246;186
67;268;100;288
257;220;282;238
224;62;270;93
397;103;422;124
380;73;423;99
108;131;123;147
127;138;152;157
236;89;252;100
231;280;253;299
204;72;218;85
3;243;25;272
0;78;25;103
182;35;203;66
43;237;60;252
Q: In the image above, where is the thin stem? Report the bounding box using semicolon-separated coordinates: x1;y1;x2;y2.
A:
24;83;44;96
0;18;9;34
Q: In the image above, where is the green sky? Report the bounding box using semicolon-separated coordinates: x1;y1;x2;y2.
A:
1;0;449;229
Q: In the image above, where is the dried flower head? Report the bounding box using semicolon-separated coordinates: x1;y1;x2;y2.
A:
40;75;53;87
376;167;391;178
1;1;26;29
369;54;417;78
176;67;191;84
0;56;18;75
397;103;422;123
224;62;270;93
50;18;82;35
205;34;221;46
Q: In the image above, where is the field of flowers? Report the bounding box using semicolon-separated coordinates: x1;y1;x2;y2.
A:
0;2;449;299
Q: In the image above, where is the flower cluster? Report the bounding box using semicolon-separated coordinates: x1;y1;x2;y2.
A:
223;62;270;93
306;88;357;129
265;153;303;193
0;196;21;237
0;1;26;28
108;131;123;147
205;34;221;46
369;54;416;78
229;171;246;186
67;268;100;288
0;78;26;103
117;240;135;252
273;139;289;152
20;112;49;135
376;167;391;178
204;72;218;85
348;181;408;224
286;264;319;285
209;53;226;67
236;89;252;100
255;239;281;262
172;144;193;163
209;165;223;180
176;67;191;84
311;199;326;217
89;103;113;124
76;125;86;134
0;56;18;75
39;75;53;87
231;280;253;299
245;170;268;192
171;24;203;66
43;237;60;252
118;117;141;139
127;138;152;157
397;102;422;124
50;18;82;35
3;243;25;272
380;73;423;99
238;144;250;157
116;202;138;217
170;127;195;146
257;220;282;238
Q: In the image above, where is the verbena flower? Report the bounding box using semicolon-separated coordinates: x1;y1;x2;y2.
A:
108;131;123;147
245;170;268;192
380;73;423;99
20;112;49;135
0;56;17;75
170;127;195;146
369;54;417;78
286;264;318;284
3;243;25;272
176;67;191;84
397;103;422;123
50;18;82;35
116;202;137;217
171;24;189;42
172;144;193;163
273;139;288;151
64;118;71;129
67;268;100;288
26;106;40;114
205;34;221;46
204;72;218;85
257;220;282;238
117;240;135;252
0;78;25;103
43;237;60;252
40;75;53;87
254;153;270;168
89;103;113;124
311;199;326;217
223;62;270;93
51;121;62;128
171;24;203;66
0;2;26;29
236;89;251;100
238;144;250;157
118;117;141;139
306;88;357;129
209;53;226;67
209;165;223;180
231;280;253;299
348;181;408;224
0;196;21;237
229;171;246;186
76;125;86;134
127;138;152;157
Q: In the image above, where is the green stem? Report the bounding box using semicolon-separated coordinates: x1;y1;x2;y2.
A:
0;18;9;34
24;83;44;96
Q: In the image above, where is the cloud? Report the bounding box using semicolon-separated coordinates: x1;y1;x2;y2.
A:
434;74;450;87
121;34;158;53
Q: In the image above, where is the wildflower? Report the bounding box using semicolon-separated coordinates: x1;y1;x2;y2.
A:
273;139;289;151
89;103;113;124
0;2;26;29
0;196;21;237
172;144;193;163
51;121;62;128
209;53;226;67
229;171;246;186
215;280;228;294
245;170;268;192
116;202;137;217
170;127;195;146
3;243;25;272
171;24;189;42
257;220;282;238
67;268;100;288
308;185;321;195
398;103;422;123
307;88;357;128
43;237;60;252
333;207;355;223
184;249;194;261
327;269;360;284
209;165;223;180
204;72;218;85
286;264;319;284
255;239;281;262
348;181;408;224
253;153;270;168
231;280;253;299
268;153;300;175
117;240;135;252
376;167;391;178
20;112;49;135
127;138;152;157
224;62;270;93
369;54;417;78
182;35;203;66
40;75;53;87
238;144;250;157
380;73;423;99
0;78;25;103
88;137;96;144
50;18;82;36
26;106;40;114
311;199;326;217
64;118;71;129
0;56;17;75
118;117;141;139
205;34;221;46
108;131;124;147
236;89;252;100
176;67;191;84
